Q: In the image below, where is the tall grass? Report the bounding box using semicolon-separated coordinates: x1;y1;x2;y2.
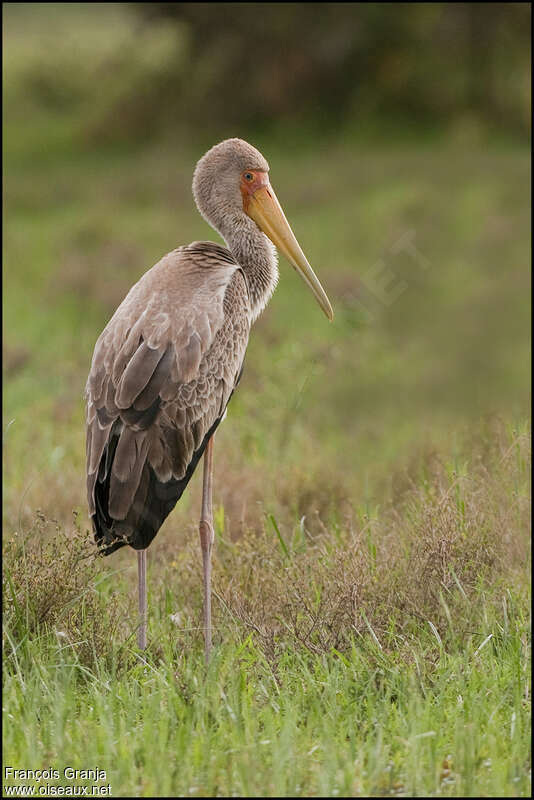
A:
3;423;530;796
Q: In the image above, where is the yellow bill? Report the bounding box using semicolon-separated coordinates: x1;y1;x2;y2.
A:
246;184;333;321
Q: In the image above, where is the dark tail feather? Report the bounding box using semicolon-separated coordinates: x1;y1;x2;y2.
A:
92;414;224;556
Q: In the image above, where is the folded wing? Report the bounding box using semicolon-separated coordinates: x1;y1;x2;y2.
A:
85;244;250;554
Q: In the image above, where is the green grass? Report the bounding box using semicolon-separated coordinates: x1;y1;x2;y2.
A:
2;4;531;797
3;423;531;797
2;624;530;797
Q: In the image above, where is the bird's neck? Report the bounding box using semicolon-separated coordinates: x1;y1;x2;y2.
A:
223;218;279;323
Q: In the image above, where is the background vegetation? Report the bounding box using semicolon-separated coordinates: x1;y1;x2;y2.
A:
3;3;531;797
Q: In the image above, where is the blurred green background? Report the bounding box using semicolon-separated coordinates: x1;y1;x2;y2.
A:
3;2;531;539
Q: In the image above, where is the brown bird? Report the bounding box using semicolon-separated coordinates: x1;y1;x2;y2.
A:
85;138;333;660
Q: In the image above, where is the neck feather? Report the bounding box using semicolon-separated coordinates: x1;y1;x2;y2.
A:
220;216;279;323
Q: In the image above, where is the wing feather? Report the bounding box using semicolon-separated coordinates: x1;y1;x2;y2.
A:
85;244;251;553
133;347;173;410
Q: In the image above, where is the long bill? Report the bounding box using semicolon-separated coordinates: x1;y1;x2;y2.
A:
246;183;333;321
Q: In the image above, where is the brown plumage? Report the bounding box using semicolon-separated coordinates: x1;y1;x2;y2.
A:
85;138;332;656
86;242;249;554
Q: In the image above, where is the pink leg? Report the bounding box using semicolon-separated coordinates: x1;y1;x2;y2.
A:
137;549;147;650
199;435;215;662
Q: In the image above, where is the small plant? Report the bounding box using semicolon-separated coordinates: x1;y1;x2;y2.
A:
3;511;131;674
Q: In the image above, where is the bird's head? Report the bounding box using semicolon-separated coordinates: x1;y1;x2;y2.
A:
193;138;333;321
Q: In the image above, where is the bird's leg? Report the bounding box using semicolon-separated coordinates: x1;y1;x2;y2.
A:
199;434;215;663
137;549;147;650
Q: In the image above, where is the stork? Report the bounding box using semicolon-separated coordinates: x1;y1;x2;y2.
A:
85;138;333;661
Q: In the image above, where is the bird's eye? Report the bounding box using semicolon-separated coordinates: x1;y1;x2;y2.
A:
244;172;254;182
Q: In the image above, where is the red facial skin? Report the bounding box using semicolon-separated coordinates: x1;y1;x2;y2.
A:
240;170;269;212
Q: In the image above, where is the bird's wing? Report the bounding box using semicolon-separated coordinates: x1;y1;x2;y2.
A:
85;243;250;553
